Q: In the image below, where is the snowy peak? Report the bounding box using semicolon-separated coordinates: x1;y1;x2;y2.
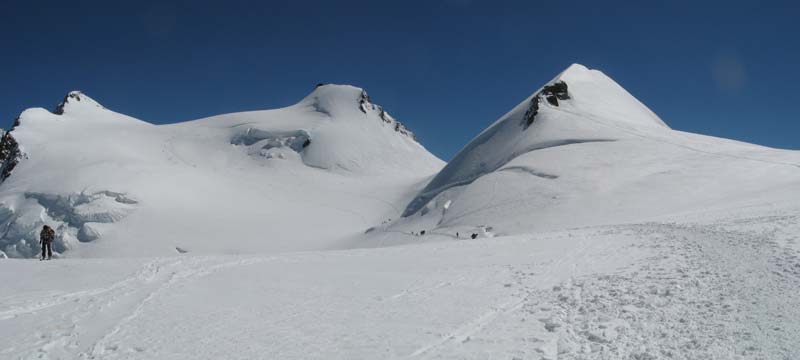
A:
387;64;800;247
53;91;106;115
38;91;150;128
401;64;670;217
300;83;417;141
0;82;444;258
302;84;364;116
554;63;668;129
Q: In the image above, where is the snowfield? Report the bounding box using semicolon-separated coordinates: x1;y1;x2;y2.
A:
1;64;799;359
2;206;799;359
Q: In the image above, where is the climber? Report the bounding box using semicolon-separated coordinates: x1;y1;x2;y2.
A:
39;225;55;260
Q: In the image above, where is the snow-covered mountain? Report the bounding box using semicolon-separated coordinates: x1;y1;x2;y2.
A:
0;85;443;258
365;64;800;244
3;64;800;360
3;65;800;258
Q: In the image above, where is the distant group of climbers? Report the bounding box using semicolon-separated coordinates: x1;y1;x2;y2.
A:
39;225;55;260
36;223;482;260
455;232;477;239
413;230;478;239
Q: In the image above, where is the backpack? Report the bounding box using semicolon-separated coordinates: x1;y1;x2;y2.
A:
42;227;55;243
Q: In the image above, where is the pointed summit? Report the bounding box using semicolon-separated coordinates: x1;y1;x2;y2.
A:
53;91;106;115
554;63;668;128
402;64;670;216
298;83;417;141
554;63;592;81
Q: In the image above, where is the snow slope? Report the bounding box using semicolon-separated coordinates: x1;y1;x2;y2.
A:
2;204;799;359
0;86;443;258
373;64;800;244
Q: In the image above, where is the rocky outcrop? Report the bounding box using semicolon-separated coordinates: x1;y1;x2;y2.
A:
542;81;570;106
523;81;570;129
54;91;81;115
358;89;418;141
392;117;417;141
0;118;23;182
53;91;105;115
358;90;374;114
523;97;540;128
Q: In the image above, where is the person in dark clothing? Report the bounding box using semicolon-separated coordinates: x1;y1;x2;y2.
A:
39;225;54;260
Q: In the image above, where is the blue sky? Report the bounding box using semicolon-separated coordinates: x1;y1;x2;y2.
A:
1;0;798;159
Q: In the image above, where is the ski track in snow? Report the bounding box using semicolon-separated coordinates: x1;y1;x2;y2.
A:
1;256;285;359
424;218;800;359
546;221;800;360
1;212;799;359
407;234;595;359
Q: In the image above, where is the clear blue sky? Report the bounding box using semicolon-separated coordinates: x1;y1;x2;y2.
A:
2;0;798;159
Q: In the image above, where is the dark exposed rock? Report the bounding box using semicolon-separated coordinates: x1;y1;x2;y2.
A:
543;81;570;100
521;81;570;129
523;97;540;128
356;89;418;142
0;118;22;183
542;81;570;106
0;132;20;182
394;122;417;141
53;91;105;115
53;92;83;115
358;90;374;114
302;138;311;148
379;108;392;124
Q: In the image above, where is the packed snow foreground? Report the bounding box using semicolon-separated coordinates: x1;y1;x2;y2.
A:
1;64;799;359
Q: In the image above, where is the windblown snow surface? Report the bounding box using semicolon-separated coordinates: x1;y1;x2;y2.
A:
2;65;800;359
